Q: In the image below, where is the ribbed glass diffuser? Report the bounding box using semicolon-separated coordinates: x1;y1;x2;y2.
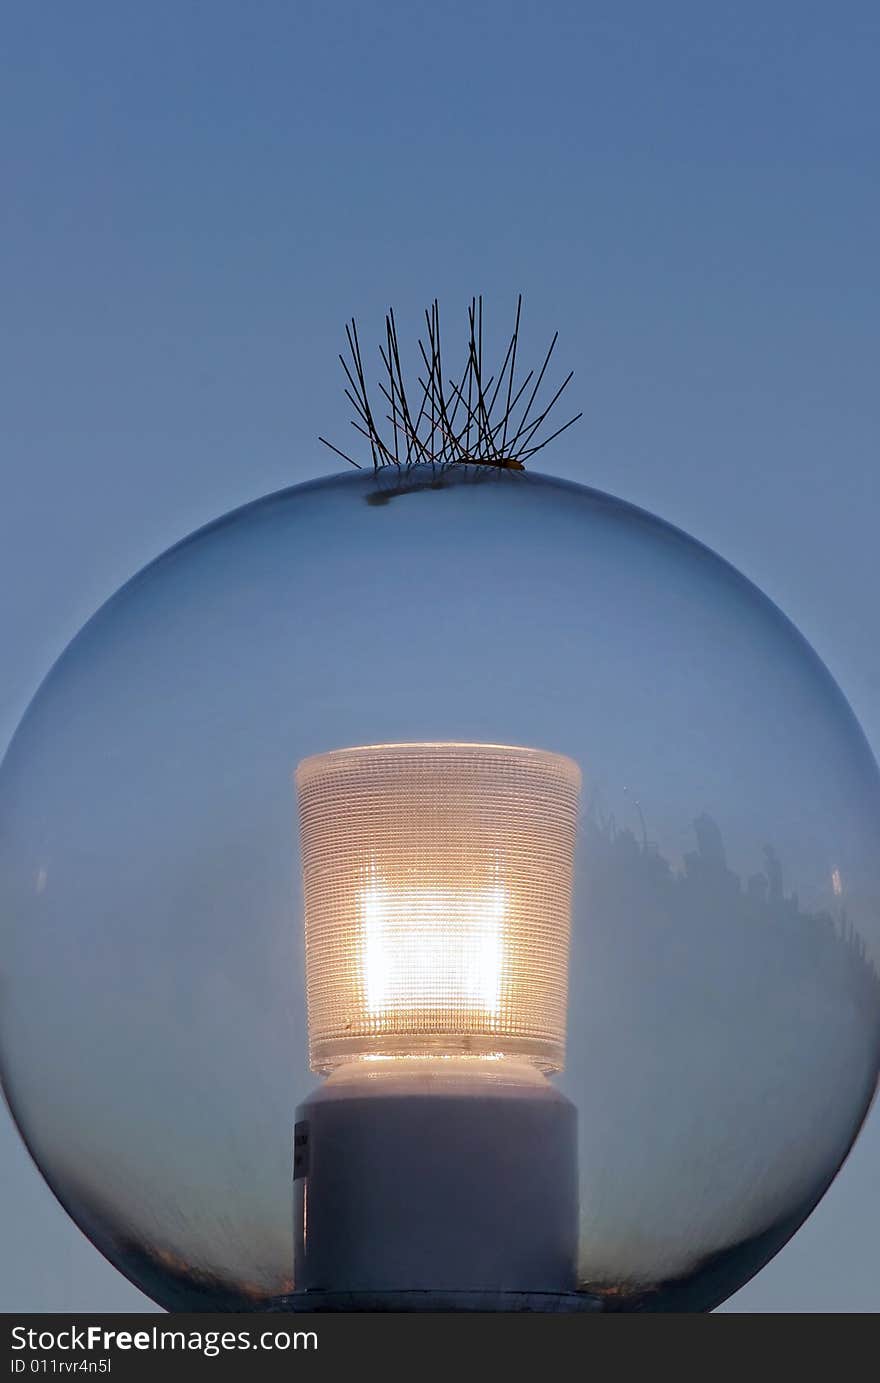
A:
295;742;582;1073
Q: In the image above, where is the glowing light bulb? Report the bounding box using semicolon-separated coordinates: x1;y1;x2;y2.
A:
295;742;582;1072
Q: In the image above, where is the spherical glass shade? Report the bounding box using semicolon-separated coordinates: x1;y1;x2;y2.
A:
1;464;878;1313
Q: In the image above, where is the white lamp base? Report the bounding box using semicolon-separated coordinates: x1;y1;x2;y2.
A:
293;1058;578;1297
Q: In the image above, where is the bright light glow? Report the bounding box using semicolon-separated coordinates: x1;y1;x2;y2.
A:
360;884;506;1018
296;741;581;1073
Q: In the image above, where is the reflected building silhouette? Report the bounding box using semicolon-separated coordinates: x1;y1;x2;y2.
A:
566;806;880;1309
581;807;879;1025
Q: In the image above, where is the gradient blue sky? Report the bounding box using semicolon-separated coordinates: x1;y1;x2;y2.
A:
1;1;878;1311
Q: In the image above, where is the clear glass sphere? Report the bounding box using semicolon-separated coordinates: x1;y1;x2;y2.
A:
1;465;878;1312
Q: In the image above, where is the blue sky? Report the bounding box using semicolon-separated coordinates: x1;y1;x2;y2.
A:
1;0;878;1311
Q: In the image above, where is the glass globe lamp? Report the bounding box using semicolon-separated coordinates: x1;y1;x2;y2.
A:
0;463;878;1312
